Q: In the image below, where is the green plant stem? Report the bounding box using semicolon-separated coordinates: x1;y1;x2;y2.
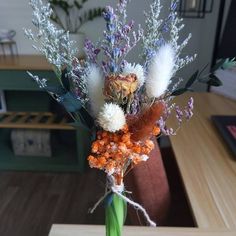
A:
105;194;127;236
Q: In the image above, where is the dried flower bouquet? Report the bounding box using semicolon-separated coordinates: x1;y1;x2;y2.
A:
25;0;234;235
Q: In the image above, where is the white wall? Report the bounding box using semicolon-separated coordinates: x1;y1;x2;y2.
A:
0;0;231;90
0;0;148;58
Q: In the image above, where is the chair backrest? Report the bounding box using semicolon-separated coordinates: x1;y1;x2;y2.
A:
124;138;170;225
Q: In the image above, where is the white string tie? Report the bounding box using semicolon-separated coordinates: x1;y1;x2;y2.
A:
111;186;156;227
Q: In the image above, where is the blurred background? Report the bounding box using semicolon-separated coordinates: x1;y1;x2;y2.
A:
0;0;233;90
0;1;235;236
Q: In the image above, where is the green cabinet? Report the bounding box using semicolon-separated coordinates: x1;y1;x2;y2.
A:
0;56;90;172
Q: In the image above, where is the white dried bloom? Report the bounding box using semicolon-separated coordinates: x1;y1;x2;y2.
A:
140;155;149;161
122;63;145;87
87;64;105;117
97;103;126;132
146;44;175;98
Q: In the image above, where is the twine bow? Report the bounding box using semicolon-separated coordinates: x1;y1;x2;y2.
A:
89;175;156;227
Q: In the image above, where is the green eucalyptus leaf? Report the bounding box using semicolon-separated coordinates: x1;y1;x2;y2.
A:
211;59;226;72
45;84;66;95
88;9;93;20
171;88;188;96
69;121;91;133
74;0;82;10
79;107;94;129
222;57;236;70
207;74;223;87
185;70;199;88
59;92;82;112
105;194;127;236
61;69;70;91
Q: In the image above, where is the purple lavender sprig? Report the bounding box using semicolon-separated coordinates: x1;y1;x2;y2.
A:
158;97;194;136
158;116;175;136
84;38;101;65
70;58;89;107
100;1;143;75
161;0;178;33
184;97;194;120
175;105;184;125
175;97;194;125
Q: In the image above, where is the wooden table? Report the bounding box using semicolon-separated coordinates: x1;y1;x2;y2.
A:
49;225;236;236
48;93;236;235
168;92;236;229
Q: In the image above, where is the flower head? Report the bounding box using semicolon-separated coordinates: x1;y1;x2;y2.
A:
97;103;126;132
146;43;175;98
87;64;105;117
104;74;138;103
122;63;145;88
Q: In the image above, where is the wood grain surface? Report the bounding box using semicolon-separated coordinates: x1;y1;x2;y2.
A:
49;225;236;236
0;55;52;71
0;171;106;236
168;92;236;229
0;112;74;130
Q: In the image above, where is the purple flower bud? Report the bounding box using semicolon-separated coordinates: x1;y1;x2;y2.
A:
162;24;169;33
170;1;178;11
107;23;115;31
175;105;184;124
94;48;101;55
184;97;194;120
103;6;115;21
185;110;193;120
112;48;120;58
188;97;194;110
158;117;175;136
109;62;117;73
106;35;115;44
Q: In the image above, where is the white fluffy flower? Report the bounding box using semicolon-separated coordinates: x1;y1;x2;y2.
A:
87;64;105;117
122;63;145;87
146;44;175;98
97;103;126;132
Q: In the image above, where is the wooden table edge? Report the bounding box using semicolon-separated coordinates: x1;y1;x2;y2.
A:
49;224;236;236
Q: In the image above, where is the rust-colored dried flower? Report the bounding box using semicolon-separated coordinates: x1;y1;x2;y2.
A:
104;73;138;103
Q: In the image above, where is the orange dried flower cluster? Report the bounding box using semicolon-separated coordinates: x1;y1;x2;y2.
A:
88;124;160;184
152;125;161;136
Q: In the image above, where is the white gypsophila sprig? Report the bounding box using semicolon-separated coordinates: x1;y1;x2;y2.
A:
97;103;126;132
142;0;163;66
164;77;183;103
142;0;196;73
87;64;105;117
146;43;175;98
27;71;47;89
167;0;197;73
24;0;78;77
122;63;145;87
